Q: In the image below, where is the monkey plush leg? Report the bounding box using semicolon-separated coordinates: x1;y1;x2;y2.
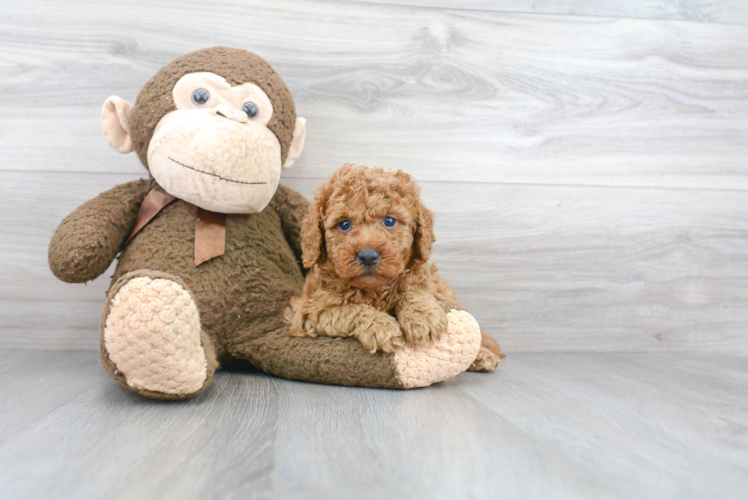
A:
234;309;481;389
100;270;218;400
468;332;506;372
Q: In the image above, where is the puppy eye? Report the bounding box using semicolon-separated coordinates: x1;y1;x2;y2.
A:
192;88;210;106
242;101;259;119
382;216;397;228
338;219;352;232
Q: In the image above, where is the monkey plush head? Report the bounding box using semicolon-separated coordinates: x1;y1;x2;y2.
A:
101;47;306;214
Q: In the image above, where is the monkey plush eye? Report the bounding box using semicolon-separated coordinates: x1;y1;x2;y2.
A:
242;102;259;119
383;216;397;228
191;88;210;106
338;219;352;232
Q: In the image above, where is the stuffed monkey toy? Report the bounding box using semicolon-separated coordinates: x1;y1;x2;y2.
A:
48;47;485;400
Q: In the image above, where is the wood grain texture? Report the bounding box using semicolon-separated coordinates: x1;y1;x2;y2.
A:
4;172;747;352
1;0;747;353
1;0;748;189
0;350;99;442
1;350;746;499
353;0;748;25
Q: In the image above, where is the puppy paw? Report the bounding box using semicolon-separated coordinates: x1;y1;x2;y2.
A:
400;306;448;347
468;346;502;372
288;318;318;338
356;312;405;354
287;328;314;338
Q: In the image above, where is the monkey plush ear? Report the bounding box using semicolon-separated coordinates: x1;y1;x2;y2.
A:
282;117;307;169
101;96;135;154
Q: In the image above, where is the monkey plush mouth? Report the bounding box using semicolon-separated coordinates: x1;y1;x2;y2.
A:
168;157;266;186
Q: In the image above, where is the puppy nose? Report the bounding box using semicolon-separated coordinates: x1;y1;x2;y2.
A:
357;248;380;268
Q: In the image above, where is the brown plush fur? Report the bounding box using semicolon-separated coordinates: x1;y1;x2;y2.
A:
48;178;152;284
287;165;505;368
111;183;308;360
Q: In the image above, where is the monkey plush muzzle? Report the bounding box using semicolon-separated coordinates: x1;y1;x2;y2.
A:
148;107;283;214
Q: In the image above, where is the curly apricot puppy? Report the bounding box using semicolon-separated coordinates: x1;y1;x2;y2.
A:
286;164;505;371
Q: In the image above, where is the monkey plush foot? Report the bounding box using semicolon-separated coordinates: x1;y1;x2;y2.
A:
392;309;482;388
101;271;217;399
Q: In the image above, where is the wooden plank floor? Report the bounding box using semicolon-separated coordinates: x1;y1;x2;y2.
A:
1;349;746;499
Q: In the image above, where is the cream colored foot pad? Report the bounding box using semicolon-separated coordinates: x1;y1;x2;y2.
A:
393;310;482;389
104;276;207;395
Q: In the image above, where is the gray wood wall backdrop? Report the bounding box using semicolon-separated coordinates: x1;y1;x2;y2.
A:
1;0;747;353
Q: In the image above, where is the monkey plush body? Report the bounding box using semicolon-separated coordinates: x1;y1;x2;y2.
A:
110;184;307;360
48;48;485;400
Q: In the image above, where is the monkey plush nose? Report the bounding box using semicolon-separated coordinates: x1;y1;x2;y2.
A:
214;103;248;123
357;248;380;268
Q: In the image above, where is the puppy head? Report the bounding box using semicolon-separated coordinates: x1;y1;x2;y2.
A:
301;164;435;290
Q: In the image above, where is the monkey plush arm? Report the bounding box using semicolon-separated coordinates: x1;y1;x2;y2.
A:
49;178;154;283
269;184;309;270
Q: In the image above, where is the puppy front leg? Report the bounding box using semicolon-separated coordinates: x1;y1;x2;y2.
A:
396;290;448;346
317;305;405;354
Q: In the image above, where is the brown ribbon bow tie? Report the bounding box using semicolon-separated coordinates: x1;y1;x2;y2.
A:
126;186;227;266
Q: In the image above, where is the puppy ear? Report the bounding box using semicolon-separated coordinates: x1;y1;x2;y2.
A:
300;184;329;268
411;200;436;266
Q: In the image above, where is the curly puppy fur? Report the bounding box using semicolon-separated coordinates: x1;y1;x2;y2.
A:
286;164;505;371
